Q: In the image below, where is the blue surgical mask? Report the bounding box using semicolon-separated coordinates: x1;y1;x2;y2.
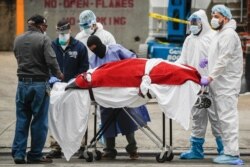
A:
59;33;70;46
190;25;201;35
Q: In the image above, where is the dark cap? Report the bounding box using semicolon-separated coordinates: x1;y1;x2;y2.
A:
56;19;70;32
27;14;47;25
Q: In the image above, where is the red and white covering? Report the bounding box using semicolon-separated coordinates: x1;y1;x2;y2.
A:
49;58;201;161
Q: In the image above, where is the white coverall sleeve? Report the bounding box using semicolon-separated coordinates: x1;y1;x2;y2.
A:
103;31;116;45
175;39;188;64
209;34;235;79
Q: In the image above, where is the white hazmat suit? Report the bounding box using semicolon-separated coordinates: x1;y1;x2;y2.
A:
176;10;223;159
75;22;116;57
208;19;243;157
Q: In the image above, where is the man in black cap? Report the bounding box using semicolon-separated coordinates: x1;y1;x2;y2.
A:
26;14;48;34
12;14;64;164
46;18;89;159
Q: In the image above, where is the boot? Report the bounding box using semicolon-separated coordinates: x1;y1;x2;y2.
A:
213;155;244;165
216;136;224;155
102;137;117;160
180;136;204;159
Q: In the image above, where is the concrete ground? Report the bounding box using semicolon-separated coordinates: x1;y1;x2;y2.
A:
0;52;249;166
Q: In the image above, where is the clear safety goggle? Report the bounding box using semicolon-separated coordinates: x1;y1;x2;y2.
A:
56;29;70;35
188;17;202;26
79;23;91;29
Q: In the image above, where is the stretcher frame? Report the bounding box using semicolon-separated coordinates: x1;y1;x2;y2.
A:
81;101;174;163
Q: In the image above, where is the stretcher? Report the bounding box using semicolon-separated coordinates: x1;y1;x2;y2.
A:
80;101;173;163
48;58;201;162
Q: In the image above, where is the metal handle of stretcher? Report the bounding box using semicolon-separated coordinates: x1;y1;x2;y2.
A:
89;101;173;149
144;100;173;148
122;107;173;152
86;101;174;162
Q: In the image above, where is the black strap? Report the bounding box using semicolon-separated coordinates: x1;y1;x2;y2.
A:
138;89;152;99
88;87;95;101
146;91;152;99
90;27;98;35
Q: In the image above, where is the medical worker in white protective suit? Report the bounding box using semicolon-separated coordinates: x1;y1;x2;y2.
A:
176;10;224;159
75;10;116;57
75;10;116;159
200;5;244;165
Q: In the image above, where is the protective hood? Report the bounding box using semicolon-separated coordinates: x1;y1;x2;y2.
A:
96;22;104;31
190;10;211;36
221;19;237;31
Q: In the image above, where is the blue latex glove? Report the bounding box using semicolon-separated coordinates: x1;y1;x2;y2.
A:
49;76;61;84
199;58;208;68
200;76;210;86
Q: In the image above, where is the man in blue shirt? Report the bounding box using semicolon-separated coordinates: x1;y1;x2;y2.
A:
46;19;89;159
87;35;150;160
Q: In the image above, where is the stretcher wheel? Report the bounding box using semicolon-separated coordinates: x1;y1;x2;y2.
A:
94;150;102;161
155;153;166;163
203;97;211;108
85;152;93;162
194;97;203;109
165;151;174;161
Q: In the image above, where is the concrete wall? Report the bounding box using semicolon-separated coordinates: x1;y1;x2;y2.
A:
23;0;149;52
0;0;15;51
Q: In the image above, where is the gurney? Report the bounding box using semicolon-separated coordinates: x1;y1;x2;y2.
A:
48;58;201;162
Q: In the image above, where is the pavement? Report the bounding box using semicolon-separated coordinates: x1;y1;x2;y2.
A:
0;51;250;166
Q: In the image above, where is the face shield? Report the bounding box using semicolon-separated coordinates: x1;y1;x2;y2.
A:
79;22;95;35
56;22;71;46
188;15;202;35
79;22;91;29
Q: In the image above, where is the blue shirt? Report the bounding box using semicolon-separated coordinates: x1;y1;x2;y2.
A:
89;44;136;68
52;37;89;82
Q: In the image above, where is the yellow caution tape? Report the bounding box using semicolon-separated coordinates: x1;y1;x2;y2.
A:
149;12;189;24
155;39;169;45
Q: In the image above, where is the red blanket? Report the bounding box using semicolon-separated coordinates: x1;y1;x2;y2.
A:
75;59;201;88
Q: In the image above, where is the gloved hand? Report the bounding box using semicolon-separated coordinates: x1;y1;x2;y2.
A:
49;76;61;84
200;76;211;86
199;58;208;68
